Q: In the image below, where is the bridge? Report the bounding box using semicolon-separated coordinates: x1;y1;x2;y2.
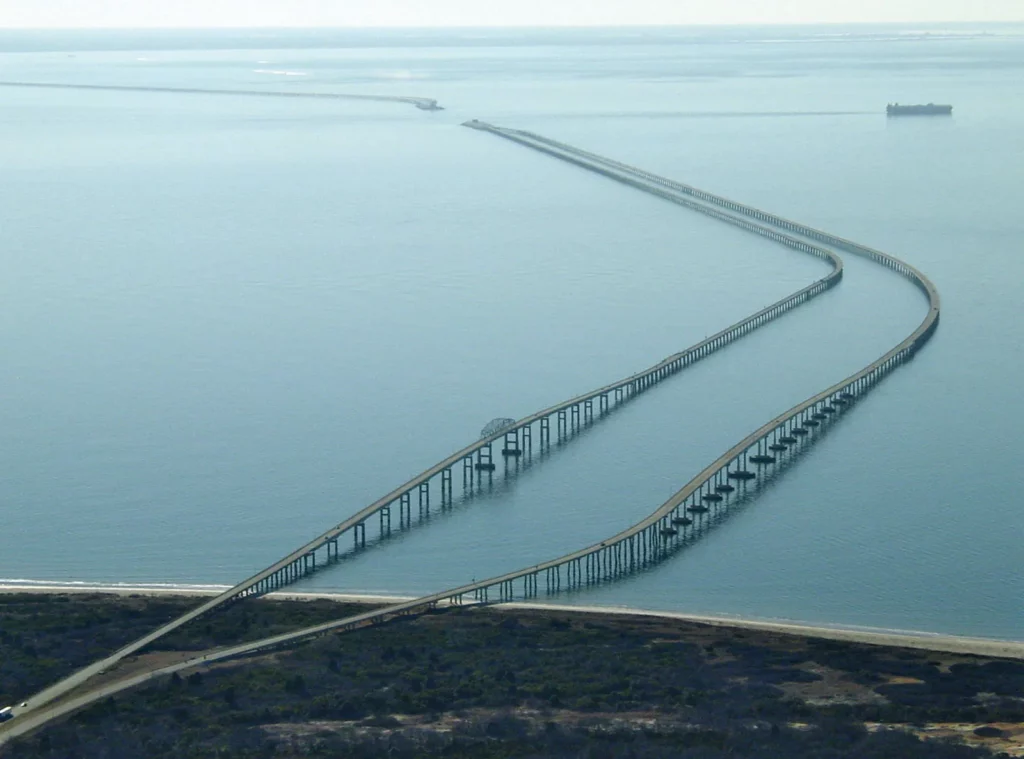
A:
0;81;444;111
1;123;939;742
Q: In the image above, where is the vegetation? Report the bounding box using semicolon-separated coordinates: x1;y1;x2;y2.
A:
2;593;1022;757
0;593;373;706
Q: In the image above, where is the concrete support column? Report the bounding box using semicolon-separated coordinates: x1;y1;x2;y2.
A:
441;468;453;506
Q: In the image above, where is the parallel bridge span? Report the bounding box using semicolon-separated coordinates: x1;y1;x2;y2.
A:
172;121;939;647
497;125;931;299
156;122;939;656
9;127;851;722
4;124;944;741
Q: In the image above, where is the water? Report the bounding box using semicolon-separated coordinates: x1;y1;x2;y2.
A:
0;24;1021;639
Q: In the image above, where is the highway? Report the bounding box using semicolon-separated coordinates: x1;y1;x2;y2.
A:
2;128;851;729
0;124;941;746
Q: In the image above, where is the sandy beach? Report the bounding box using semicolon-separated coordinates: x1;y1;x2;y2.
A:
3;581;1022;660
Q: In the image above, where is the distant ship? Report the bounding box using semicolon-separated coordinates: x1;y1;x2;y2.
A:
887;103;953;116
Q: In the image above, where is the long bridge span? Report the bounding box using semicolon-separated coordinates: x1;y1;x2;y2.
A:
0;80;444;111
7;129;848;723
1;123;939;741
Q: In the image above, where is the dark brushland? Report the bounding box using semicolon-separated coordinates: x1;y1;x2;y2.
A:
1;594;1022;758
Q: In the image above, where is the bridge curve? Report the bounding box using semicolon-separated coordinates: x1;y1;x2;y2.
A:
7;132;850;722
494;124;934;302
154;123;939;658
105;125;941;660
1;124;942;739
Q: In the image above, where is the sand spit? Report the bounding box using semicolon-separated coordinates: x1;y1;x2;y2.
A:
2;583;1021;660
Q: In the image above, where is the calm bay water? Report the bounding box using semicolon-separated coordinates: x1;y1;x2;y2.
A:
0;25;1021;638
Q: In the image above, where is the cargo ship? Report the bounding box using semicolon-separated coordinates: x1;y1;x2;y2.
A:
887;103;953;116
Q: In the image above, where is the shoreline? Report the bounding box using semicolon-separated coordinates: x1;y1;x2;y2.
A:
3;582;1022;660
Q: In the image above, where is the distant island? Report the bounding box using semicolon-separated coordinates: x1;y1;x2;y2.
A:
887;103;953;116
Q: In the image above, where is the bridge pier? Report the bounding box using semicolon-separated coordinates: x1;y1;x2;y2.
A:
550;566;561;593
502;429;522;457
523;573;537;598
419;481;430;515
540;416;550;447
570;403;580;430
462;456;473;489
441;468;453;506
379;505;391;535
400;492;412;526
584;398;593;423
475;443;496;472
353;522;366;549
557;409;567;440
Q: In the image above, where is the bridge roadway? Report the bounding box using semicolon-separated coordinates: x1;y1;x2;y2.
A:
2;124;944;744
480;123;934;302
0;81;444;111
138;124;938;644
0;124;940;740
4;137;850;728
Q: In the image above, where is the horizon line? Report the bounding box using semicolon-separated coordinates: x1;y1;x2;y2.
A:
1;19;1022;31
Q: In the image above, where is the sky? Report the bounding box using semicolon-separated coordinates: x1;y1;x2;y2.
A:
1;0;1021;28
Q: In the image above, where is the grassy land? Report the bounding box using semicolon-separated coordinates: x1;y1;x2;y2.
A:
1;593;1022;758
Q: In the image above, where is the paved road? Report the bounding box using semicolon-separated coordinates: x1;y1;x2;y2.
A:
0;123;943;745
6;145;847;725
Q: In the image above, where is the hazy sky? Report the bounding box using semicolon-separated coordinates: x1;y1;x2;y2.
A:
2;0;1021;28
